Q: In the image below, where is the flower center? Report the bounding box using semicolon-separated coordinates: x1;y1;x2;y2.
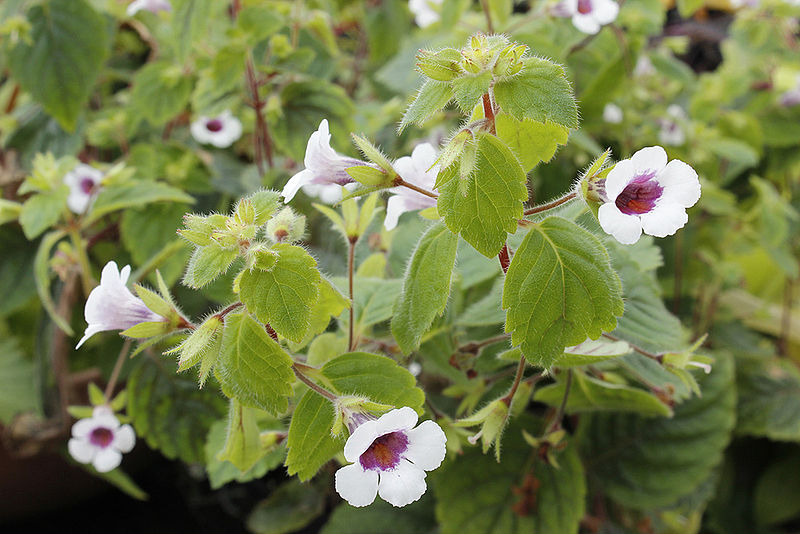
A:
89;427;115;448
205;119;224;132
615;170;663;215
577;0;593;14
80;177;96;194
359;431;409;471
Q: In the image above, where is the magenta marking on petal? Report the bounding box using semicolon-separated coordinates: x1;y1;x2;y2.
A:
89;427;115;448
359;431;409;471
577;0;593;14
80;177;96;194
615;170;663;215
206;119;224;132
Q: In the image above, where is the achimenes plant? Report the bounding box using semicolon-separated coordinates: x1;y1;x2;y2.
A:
68;32;708;519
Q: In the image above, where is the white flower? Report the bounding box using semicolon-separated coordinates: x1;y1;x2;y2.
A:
68;406;135;473
603;103;623;124
335;407;446;508
76;261;165;349
281;119;367;204
409;0;443;28
384;143;439;231
780;75;800;107
598;146;701;245
633;55;655;77
127;0;172;16
64;163;103;214
190;110;243;148
658;104;687;146
561;0;619;34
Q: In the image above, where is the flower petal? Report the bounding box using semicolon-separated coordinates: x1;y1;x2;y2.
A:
114;424;136;453
374;407;418;436
93;448;123;473
598;203;643;244
384;195;410;231
377;459;427;507
75;324;103;349
335;463;379;507
282;169;313;203
639;203;688;238
404;420;447;471
68;438;96;464
603;159;635;201
71;417;96;439
656;159;700;208
572;13;600;34
630;146;667;175
592;0;619;24
344;420;380;462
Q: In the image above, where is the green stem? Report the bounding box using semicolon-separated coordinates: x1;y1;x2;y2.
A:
347;237;356;352
523;191;577;217
68;227;94;297
501;356;526;405
396;178;438;199
105;339;132;400
545;369;572;434
292;364;337;401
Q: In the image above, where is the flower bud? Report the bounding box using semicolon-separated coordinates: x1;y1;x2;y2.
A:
266;206;306;243
246;242;279;271
455;398;510;460
233;198;256;226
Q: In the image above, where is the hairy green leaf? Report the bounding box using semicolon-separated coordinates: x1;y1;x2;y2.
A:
392;223;458;354
437;132;527;257
183;244;239;289
399;80;454;133
737;357;800;442
495;113;569;173
0;337;39;423
19;188;68;239
503;217;624;367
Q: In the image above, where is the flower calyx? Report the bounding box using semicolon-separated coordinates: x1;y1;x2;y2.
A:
455;398;510;461
331;395;393;437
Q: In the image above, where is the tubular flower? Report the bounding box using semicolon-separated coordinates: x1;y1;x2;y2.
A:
190;110;243;148
281;119;367;204
64;163;103;214
127;0;172;16
68;406;135;473
384;143;439;230
76;261;165;349
598;146;701;245
409;0;443;28
335;407;447;508
561;0;619;34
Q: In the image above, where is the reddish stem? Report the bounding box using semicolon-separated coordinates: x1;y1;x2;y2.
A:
482;93;496;134
498;243;511;273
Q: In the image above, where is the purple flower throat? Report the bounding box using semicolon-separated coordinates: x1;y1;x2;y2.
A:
577;0;593;14
359;431;408;471
616;170;663;215
206;119;224;132
80;177;96;194
89;427;114;448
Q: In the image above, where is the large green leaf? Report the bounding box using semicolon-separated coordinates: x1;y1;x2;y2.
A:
437;132;527;257
434;417;586;534
322;495;436;534
288;277;350;351
7;0;110;131
239;244;322;343
217;400;267;473
286;352;424;481
495;113;569;173
127;358;226;463
171;0;215;63
392;223;458;354
216;312;295;414
579;352;736;510
205;418;286;490
493;57;578;129
0;337;39;423
0;228;37;316
503;217;624;368
736;357;800;442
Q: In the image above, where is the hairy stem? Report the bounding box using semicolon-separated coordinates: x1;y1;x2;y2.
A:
216;302;243;320
396;178;438;199
545;369;573;433
482;92;496;134
293;364;337;401
523;191;577;216
104;339;132;401
460;333;511;354
602;332;663;363
348;237;356;352
501;356;527;405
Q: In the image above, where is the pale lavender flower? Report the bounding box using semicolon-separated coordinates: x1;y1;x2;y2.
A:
76;261;165;349
127;0;172;16
68;406;135;473
64;163;103;214
384;143;439;230
281;119;367;204
190;110;242;148
335;407;446;507
409;0;443;28
598;146;700;245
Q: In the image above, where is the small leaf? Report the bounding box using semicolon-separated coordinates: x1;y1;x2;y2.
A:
183;244;239;289
437;132;527;257
216;312;295;414
129;61;193;127
19;188;68;239
392;222;458;354
205;418;285;490
288;277;350;351
218;400;265;473
495;113;569;173
399;80;454;133
503;217;624;367
452;72;492;114
238;244;321;342
493;57;579;129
